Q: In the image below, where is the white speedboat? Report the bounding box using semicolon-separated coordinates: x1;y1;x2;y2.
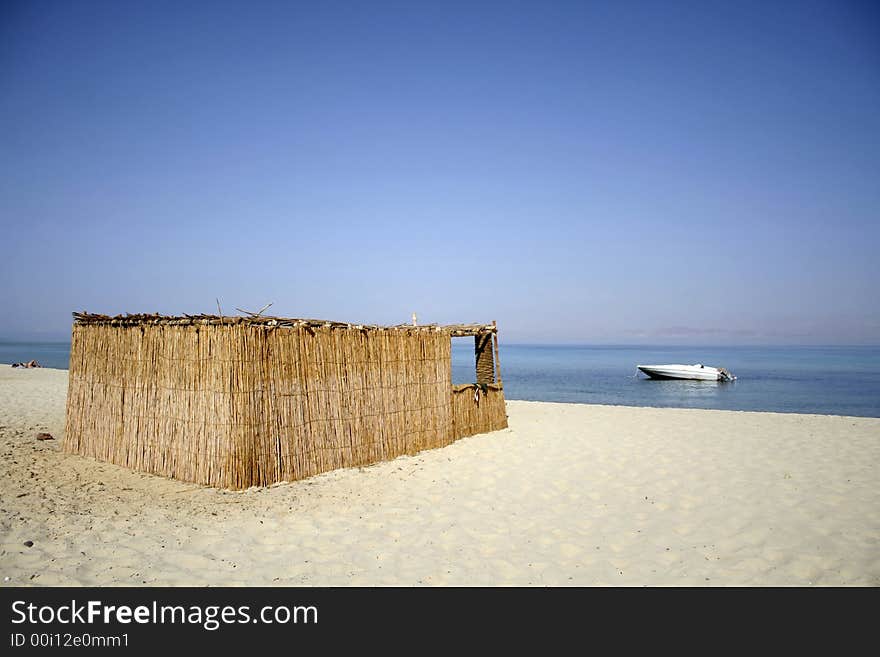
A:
637;363;735;381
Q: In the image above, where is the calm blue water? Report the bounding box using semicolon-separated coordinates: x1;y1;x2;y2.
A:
3;341;879;417
453;343;880;418
0;341;72;370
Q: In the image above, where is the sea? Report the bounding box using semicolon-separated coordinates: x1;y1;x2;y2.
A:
2;340;879;418
459;343;880;418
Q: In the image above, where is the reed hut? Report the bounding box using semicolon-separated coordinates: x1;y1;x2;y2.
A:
63;313;507;489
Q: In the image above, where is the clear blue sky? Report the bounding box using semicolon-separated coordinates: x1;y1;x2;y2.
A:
1;0;878;343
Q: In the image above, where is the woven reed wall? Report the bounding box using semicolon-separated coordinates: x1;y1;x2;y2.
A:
450;384;508;439
64;323;459;489
474;333;495;384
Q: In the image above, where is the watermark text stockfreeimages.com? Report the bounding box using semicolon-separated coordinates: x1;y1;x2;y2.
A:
11;599;317;632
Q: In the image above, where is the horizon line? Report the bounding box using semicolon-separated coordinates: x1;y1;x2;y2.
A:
3;336;880;349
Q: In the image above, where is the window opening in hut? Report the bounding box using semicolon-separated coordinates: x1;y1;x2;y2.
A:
451;333;496;385
451;337;473;384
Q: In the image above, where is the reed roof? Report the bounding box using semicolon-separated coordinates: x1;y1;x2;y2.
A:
72;312;496;336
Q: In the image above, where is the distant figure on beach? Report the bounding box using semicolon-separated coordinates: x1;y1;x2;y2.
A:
11;360;41;368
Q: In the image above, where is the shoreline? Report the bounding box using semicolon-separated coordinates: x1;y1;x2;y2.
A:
3;364;877;420
1;367;878;586
505;397;880;421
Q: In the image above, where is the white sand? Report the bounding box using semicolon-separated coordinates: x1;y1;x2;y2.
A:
1;366;878;586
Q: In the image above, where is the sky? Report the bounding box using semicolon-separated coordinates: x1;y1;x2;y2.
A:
1;0;878;344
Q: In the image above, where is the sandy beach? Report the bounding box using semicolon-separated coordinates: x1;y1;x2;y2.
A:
1;366;878;586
